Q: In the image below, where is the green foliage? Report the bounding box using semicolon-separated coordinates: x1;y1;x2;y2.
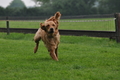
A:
7;0;26;9
98;0;120;14
0;7;5;15
0;33;120;80
39;0;97;15
3;0;27;16
0;0;120;16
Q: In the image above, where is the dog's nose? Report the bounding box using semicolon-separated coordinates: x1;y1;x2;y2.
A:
49;28;54;33
50;28;53;31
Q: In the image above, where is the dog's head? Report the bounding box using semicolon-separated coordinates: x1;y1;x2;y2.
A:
40;12;61;35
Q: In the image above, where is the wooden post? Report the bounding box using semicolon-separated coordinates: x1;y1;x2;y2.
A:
6;16;10;35
115;13;120;43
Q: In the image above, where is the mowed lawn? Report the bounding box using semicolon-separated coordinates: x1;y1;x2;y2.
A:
0;33;119;80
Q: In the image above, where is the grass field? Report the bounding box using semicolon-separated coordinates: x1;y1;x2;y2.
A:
0;32;120;80
0;18;115;31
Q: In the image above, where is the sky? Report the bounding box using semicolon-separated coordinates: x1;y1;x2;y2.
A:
0;0;36;8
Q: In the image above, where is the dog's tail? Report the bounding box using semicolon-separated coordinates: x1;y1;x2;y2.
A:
34;42;39;53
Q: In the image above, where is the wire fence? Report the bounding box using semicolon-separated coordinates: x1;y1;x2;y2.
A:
0;18;115;31
60;18;115;31
60;18;115;22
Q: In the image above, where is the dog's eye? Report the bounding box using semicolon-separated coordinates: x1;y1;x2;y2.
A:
46;25;49;27
52;24;55;26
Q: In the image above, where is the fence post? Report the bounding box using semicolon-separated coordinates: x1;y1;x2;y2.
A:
115;13;120;43
6;16;10;35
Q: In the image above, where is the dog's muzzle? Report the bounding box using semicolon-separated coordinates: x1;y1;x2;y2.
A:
49;28;54;33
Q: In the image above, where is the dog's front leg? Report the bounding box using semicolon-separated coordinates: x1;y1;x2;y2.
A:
34;29;41;53
49;48;58;61
34;41;39;53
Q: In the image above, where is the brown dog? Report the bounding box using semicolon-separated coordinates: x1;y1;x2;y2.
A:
34;12;61;61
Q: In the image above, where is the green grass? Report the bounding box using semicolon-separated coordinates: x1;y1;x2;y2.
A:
0;18;115;31
0;32;120;80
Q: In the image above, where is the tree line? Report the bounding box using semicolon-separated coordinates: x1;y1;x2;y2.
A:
0;0;120;16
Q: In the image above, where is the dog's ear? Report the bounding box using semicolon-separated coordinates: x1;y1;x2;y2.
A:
54;12;61;20
47;12;61;21
40;23;46;31
47;16;54;21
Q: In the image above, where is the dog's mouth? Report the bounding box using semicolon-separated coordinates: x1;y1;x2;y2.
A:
49;28;54;33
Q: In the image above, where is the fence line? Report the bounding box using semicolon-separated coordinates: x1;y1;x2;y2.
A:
0;28;116;38
0;13;120;42
0;18;115;22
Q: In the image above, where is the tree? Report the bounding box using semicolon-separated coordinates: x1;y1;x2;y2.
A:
32;0;97;15
7;0;26;8
0;7;5;16
51;0;97;15
97;0;120;14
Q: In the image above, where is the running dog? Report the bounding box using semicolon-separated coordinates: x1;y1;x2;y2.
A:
34;12;61;61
